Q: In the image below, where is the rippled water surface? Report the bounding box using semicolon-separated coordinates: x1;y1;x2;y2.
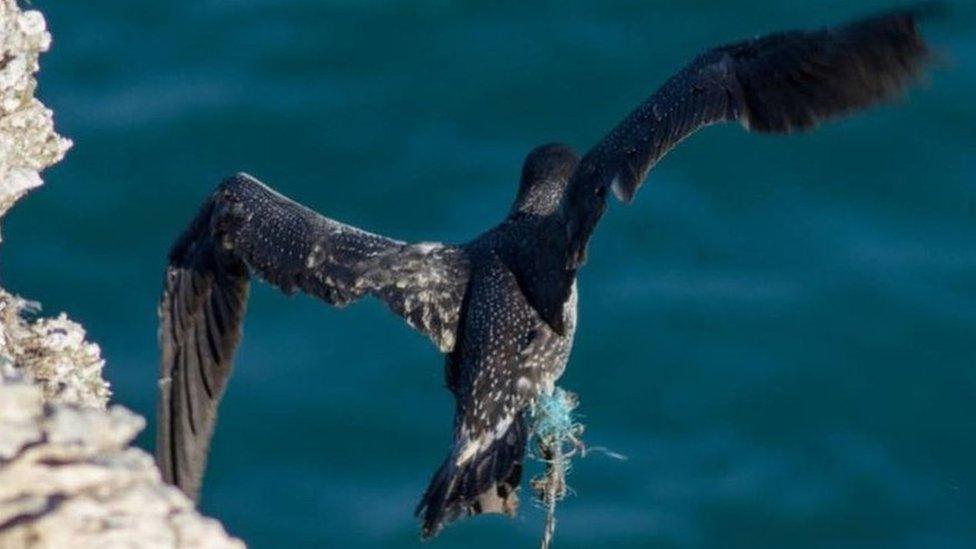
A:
3;1;975;547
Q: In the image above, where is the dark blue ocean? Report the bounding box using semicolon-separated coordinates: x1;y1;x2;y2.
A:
2;1;974;547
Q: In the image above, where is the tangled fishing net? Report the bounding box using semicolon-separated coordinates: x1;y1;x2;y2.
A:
529;387;626;549
528;387;581;548
528;387;624;549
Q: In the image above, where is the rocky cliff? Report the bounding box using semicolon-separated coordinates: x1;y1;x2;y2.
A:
0;2;243;547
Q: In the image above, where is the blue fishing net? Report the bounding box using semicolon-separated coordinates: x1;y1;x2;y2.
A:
530;387;580;447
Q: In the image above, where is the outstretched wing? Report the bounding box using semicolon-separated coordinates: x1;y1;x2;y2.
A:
562;6;934;267
157;173;470;500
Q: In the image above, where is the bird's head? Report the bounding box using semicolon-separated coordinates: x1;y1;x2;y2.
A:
510;143;579;217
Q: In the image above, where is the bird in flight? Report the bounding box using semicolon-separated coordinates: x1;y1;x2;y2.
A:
156;6;935;539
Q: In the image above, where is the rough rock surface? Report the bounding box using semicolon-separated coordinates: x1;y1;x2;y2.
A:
0;292;110;409
0;0;71;241
0;2;244;547
0;381;243;549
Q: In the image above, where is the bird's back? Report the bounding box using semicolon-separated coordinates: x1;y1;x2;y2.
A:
418;229;578;536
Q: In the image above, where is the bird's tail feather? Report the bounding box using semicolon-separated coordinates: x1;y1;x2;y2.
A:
416;413;527;539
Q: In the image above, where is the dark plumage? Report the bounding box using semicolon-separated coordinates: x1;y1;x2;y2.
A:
156;6;935;538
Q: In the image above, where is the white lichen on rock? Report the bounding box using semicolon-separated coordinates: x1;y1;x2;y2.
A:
0;0;106;410
0;2;244;547
0;0;71;234
0;292;111;408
